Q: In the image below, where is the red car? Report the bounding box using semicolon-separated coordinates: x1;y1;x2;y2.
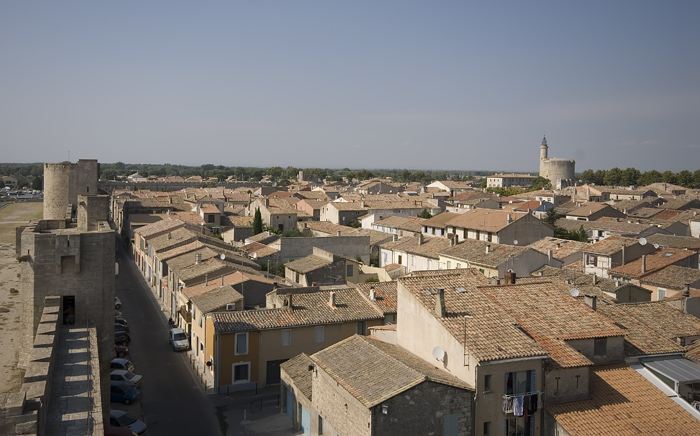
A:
115;344;129;358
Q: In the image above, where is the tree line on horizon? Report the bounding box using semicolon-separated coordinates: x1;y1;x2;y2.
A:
578;167;700;189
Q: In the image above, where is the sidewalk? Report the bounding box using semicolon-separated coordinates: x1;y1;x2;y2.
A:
208;385;301;435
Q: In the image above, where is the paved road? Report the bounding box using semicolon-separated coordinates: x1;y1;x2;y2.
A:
114;244;222;436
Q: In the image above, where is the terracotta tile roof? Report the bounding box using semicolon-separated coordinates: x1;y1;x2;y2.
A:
167;246;220;272
239;242;279;259
327;201;368;211
585;236;639;256
547;363;700;435
169;211;206;225
183;270;273;300
480;281;624;368
555;218;653;235
528;237;591;259
147;227;196;252
189;285;244;313
438;239;529;267
686;341;700;363
399;271;548;362
199;204;220;214
513;200;544;212
344;228;394;245
285;254;333;274
379;235;453;259
229;216;253;227
610;248;696;279
280;354;314;400
134;218;186;238
566;202;611;217
597;304;685;357
445;209;528;232
609;302;700;342
533;265;624;295
212;288;383;333
420;211;461;228
646;234;700;251
310;335;472;409
639;265;700;290
355;281;397;315
178;257;232;283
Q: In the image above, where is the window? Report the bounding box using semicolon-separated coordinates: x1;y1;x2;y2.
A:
586;254;597;266
594;338;607;357
456;263;461;269
483;421;491;436
357;321;367;335
198;313;203;328
315;326;324;343
658;288;666;301
235;332;248;355
411;255;415;266
484;374;491;391
232;363;250;383
398;255;403;264
505;370;535;395
428;259;432;269
447;261;451;269
347;264;353;276
282;329;291;346
318;415;324;435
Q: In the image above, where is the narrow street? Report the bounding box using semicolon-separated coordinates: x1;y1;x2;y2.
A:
114;241;222;436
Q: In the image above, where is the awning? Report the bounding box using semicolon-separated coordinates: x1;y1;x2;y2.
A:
640;356;700;384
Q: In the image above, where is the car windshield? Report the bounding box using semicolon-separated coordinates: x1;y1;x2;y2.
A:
114;413;136;427
174;333;187;341
124;371;136;380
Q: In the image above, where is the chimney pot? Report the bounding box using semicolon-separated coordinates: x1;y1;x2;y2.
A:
369;286;376;301
641;255;646;274
418;233;424;245
485;244;491;254
584;295;597;311
329;291;336;308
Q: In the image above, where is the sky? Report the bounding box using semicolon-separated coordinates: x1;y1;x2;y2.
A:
1;1;698;173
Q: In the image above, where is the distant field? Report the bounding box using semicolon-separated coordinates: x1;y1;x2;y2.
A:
0;202;43;246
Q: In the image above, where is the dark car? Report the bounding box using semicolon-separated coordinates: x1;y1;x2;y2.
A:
115;331;131;346
110;358;135;373
115;323;130;334
115;317;128;327
114;344;129;358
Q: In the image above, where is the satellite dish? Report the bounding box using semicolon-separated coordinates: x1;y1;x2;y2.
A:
570;288;580;297
513;240;519;245
653;243;659;249
220;253;226;260
432;346;445;361
639;237;647;246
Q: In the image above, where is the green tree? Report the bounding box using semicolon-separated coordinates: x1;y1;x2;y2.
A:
677;170;693;188
621;167;641;186
418;209;432;219
543;208;561;226
638;170;663;186
661;170;678;184
579;170;596;185
31;176;43;190
531;176;551;190
603;167;623;186
252;208;264;235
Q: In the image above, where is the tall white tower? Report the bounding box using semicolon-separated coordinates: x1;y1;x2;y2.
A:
539;136;548;174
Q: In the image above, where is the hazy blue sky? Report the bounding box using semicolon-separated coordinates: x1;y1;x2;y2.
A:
1;1;698;172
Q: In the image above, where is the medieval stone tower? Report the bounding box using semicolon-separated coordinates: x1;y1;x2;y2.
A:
18;159;114;417
539;136;575;189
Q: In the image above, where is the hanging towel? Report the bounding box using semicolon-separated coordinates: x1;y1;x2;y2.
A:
503;396;514;413
514;395;524;416
528;393;538;413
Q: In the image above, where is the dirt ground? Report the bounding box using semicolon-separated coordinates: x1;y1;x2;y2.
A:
0;202;43;393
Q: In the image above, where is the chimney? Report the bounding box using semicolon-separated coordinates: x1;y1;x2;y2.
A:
621;245;626;265
369;286;376;301
683;284;690;298
393;234;398;242
485;244;491;254
273;281;279;289
285;294;293;311
507;213;512;223
548;249;553;262
168;232;172;239
337;231;341;236
505;270;516;284
329;292;336;308
490;277;501;285
435;288;446;318
418;233;424;245
195;253;202;264
205;274;208;286
641;255;646;274
592;273;597;286
221;275;224;286
450;237;455;247
584;295;597;311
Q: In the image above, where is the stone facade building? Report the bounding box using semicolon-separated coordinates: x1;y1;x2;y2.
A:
539;136;575;189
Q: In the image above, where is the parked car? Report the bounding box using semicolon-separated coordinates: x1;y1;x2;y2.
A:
110;358;135;373
114;344;129;358
115;323;130;334
114;296;122;309
110;381;139;405
169;327;190;351
110;369;142;388
114;309;123;317
114;317;128;327
115;331;131;346
109;410;147;435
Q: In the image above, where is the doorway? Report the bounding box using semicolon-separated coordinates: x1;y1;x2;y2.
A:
62;295;75;325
